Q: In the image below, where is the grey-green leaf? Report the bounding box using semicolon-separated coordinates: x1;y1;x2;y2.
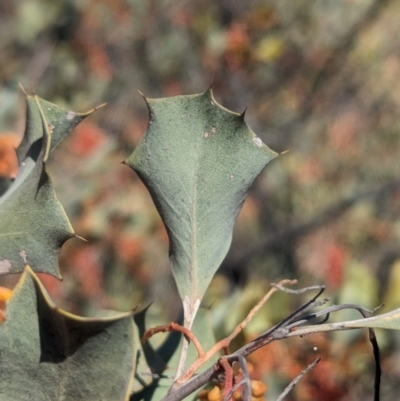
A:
0;265;136;401
125;89;277;320
0;94;98;276
0;116;73;276
285;307;400;339
335;307;400;330
17;95;99;162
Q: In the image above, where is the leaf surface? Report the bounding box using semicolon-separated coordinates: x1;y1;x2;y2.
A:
125;89;277;319
0;95;96;276
17;95;98;162
286;307;400;339
339;307;400;330
0;265;136;401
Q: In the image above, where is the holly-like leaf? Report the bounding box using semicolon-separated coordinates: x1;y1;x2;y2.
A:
0;265;136;401
125;89;277;323
0;121;71;275
17;95;101;162
0;95;98;276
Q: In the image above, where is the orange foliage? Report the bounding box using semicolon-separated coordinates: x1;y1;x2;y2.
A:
69;245;103;299
67;121;107;157
0;134;19;179
36;274;63;301
225;23;250;69
0;286;13;323
114;235;144;269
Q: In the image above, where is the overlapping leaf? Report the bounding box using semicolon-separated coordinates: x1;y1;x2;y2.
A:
125;89;277;322
0;95;98;276
0;265;136;401
131;308;216;401
17;95;100;162
287;307;400;337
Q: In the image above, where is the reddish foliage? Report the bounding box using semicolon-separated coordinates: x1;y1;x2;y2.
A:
114;235;143;265
324;242;346;290
0;134;19;179
247;334;368;401
225;23;250;69
67;121;107;157
69;245;103;299
294;157;323;184
36;273;63;301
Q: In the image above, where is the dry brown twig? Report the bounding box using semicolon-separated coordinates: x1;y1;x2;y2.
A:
142;278;297;386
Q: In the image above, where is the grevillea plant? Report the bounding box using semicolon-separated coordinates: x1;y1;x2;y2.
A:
1;88;400;401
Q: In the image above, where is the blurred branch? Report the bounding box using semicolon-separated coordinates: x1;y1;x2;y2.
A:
275;357;321;401
256;0;393;149
306;0;392;94
223;178;400;275
23;38;58;86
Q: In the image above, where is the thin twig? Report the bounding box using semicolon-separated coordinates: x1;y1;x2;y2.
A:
224;279;297;344
222;378;247;401
142;322;205;358
248;286;327;348
161;286;383;401
176;279;297;384
161;284;327;401
271;283;324;294
275;358;321;401
225;179;400;274
347;306;381;401
219;358;233;401
237;356;251;401
284;303;378;330
369;329;381;401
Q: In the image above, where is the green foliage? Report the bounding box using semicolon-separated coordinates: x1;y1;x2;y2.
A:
0;98;73;276
125;89;277;323
17;95;96;161
0;90;274;401
290;306;400;335
0;265;135;401
0;88;398;401
0;95;103;275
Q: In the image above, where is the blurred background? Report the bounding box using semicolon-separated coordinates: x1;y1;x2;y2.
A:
0;0;400;400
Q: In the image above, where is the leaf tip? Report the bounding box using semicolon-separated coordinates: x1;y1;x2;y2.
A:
74;234;87;242
280;149;290;156
203;81;214;98
239;107;247;120
18;82;27;95
137;89;149;103
94;103;107;111
29;83;37;96
209;74;214;89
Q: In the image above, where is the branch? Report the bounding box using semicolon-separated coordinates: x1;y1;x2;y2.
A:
224;179;400;273
161;286;382;401
160;283;327;401
275;357;321;401
175;279;297;384
142;322;205;359
259;0;393;148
